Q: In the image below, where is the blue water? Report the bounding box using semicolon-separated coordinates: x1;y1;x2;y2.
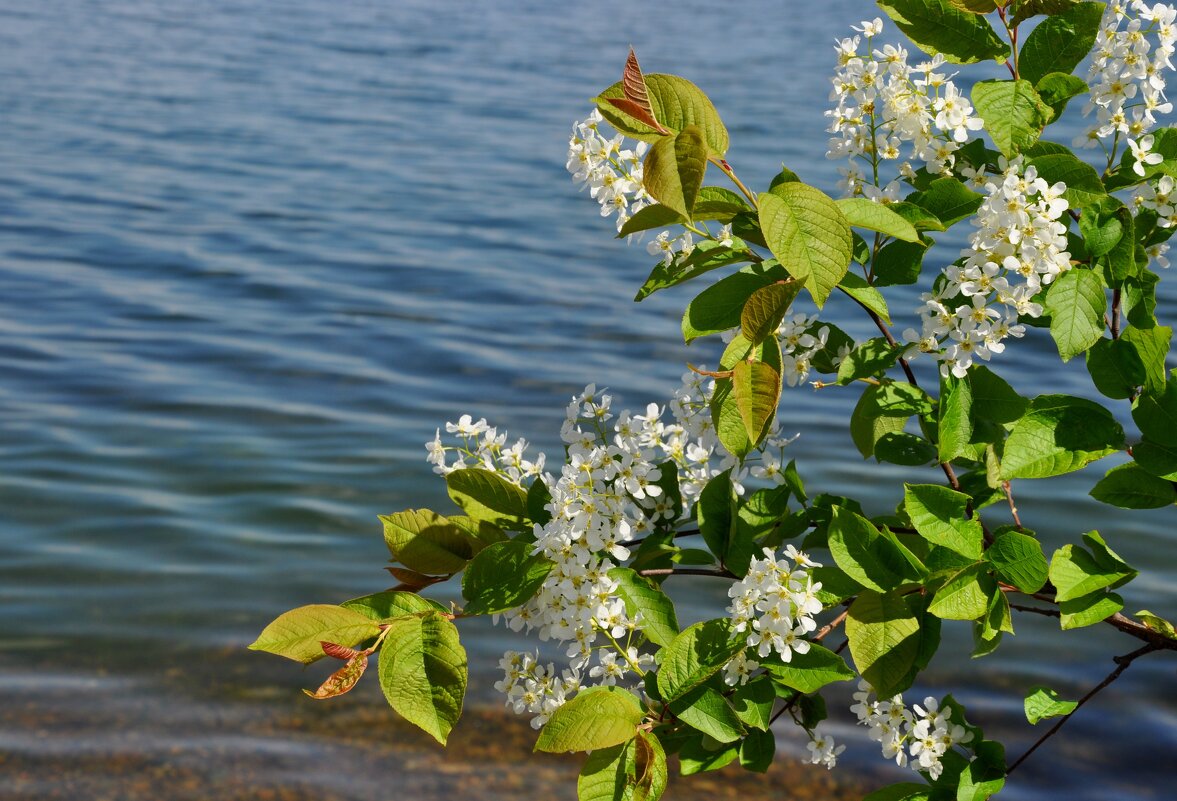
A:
0;1;1173;799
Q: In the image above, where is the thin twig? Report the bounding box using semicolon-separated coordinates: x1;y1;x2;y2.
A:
1002;480;1022;528
637;567;736;579
1007;643;1159;774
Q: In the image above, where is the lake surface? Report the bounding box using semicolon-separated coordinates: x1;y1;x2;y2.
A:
0;1;1173;799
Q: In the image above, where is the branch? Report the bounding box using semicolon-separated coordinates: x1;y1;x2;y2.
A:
1006;643;1159;775
1002;585;1177;652
638;567;737;579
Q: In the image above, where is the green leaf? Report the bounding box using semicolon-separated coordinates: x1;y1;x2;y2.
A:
1049;534;1137;602
835;198;920;242
877;0;1010;63
948;0;997;11
829;506;922;592
972;79;1051;157
609;567;680;648
618;204;685;237
698;470;736;566
342;591;442;621
658;619;742;702
1045;269;1106;362
1018;2;1106;85
762;643;856;694
738;729;776;773
1079;196;1127;257
577;742;636;801
1028;151;1106;209
1001;395;1124;479
643;125;708;219
1035;73;1089;120
1059;589;1124;629
888;201;946;232
729;676;776;731
1121;325;1172;395
862;783;934;801
904;484;984;562
758;183;853;307
838;273;891;324
1086;337;1146;400
1133;380;1177;447
874;432;938;466
634;730;668;801
851;384;909;459
378;612;467;745
876;381;936;416
733;360;782;447
907;178;984;227
692;186;754;220
710;377;752;458
682;263;788;343
669;685;745;743
634;241;754;302
678;735;738;775
837;337;902;386
1012;0;1080;26
250;605;382;664
1136;610;1177;641
985;530;1048;593
929;563;994;620
595;73;729;155
445;469;529;530
957;739;1007;801
872;240;929;287
381;508;481;575
741;279;805;345
1133;438;1177;480
1090;463;1177;509
1024;685;1078;725
461;540;553;615
939;373;973;462
846;590;922;699
970;365;1027;424
536;686;644;753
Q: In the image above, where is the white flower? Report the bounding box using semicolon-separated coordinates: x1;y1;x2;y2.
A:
807;727;846;769
1129;134;1165;174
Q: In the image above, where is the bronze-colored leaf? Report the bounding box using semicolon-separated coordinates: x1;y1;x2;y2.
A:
603;49;667;134
384;565;447;592
320;641;361;660
303;654;368;700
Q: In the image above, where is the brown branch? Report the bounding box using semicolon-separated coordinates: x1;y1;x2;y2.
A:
1002;585;1177;652
638;567;736;579
1002;480;1022;528
1007;643;1159;775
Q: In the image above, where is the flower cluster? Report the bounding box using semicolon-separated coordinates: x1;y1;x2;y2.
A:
567;110;653;232
1079;1;1177;153
726;545;824;671
777;313;845;387
443;373;794;727
905;158;1071;378
850;681;973;780
494;651;583;729
806;726;847;770
426;414;545;484
826;18;983;199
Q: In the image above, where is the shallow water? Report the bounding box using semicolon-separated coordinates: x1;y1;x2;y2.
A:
0;0;1174;798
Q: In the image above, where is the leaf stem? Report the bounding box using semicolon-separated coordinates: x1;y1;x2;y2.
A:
710;156;759;209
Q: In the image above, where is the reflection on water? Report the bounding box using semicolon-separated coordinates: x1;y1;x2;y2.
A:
0;0;1174;799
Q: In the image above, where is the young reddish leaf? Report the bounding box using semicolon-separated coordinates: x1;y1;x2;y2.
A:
320;641;361;661
304;654;369;700
603;49;668;134
384;566;446;592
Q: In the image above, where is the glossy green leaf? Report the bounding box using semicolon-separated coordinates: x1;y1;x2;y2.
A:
461;540;553;615
1024;685;1078;725
851;384;909;459
970;365;1027;424
985;530;1048;593
1028;151;1106;209
609;567;680;647
907;178;984;227
846;590;922;699
1035;73;1089;120
904;484;984;562
873;240;929;286
829;506;922;592
835;198;920;242
729;676;776;731
669;685;745;743
763;643;855;693
733;360;782;446
758;183;853;307
643;125;708;219
740;279;804;345
682;264;788;342
536;686;644;753
929;563;994;621
1045;269;1106;362
1090;463;1177;509
837;337;903;386
657;618;741;702
971;79;1051;156
877;0;1010;63
445;469;530;530
1018;2;1105;85
1086;337;1146;400
1121;325;1172;395
939;373;973;462
342;591;442;621
839;272;891;322
874;432;938;465
1001;395;1124;479
250;605;382;665
378;612;467;745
